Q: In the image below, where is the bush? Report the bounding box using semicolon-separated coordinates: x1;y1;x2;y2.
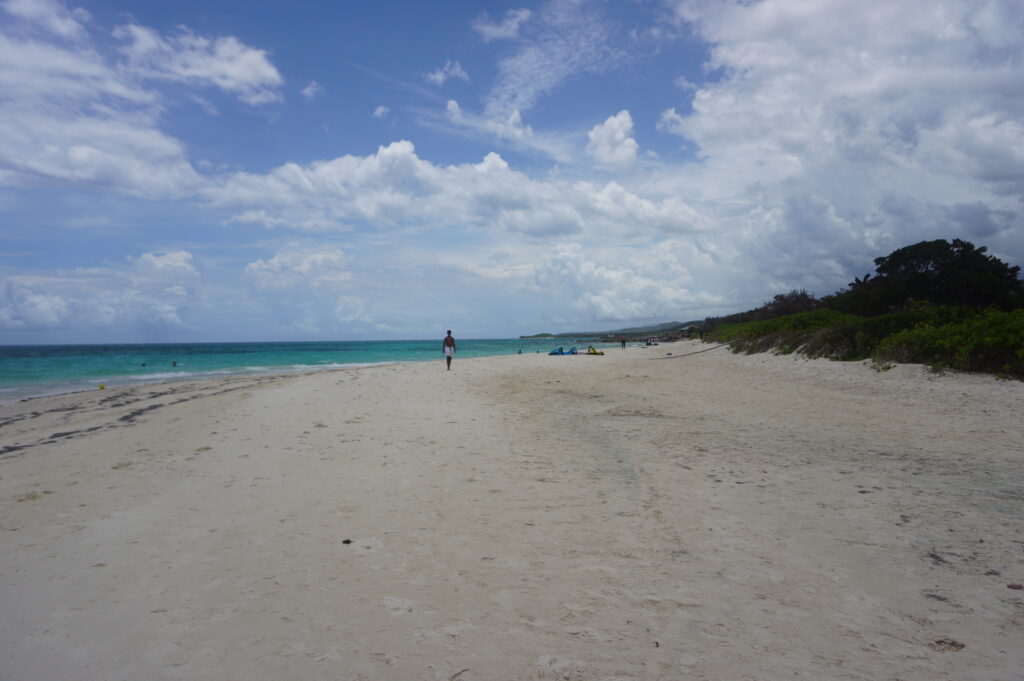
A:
701;238;1022;377
709;304;1023;379
876;308;1024;377
709;310;858;353
801;304;975;360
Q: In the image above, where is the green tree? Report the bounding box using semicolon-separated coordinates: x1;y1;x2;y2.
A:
830;239;1022;315
754;289;819;320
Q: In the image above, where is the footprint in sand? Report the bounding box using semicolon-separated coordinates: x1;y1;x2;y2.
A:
382;597;415;615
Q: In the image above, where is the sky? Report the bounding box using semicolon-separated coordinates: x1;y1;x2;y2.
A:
1;0;1022;343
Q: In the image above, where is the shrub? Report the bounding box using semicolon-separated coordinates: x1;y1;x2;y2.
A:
801;304;975;360
876;308;1024;377
709;304;1023;379
710;310;858;353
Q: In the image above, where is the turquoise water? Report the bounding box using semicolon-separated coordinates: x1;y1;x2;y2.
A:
0;338;611;402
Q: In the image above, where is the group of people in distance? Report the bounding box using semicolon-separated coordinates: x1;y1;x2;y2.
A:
443;330;627;370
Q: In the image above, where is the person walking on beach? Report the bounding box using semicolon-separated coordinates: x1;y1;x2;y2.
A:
442;330;457;370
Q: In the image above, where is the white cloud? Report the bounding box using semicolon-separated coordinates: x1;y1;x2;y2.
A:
0;8;288;198
0;278;70;329
373;104;390;118
428;0;631;162
3;0;90;40
656;107;685;136
206;140;710;239
673;75;697;90
646;0;1024;287
0;100;203;198
472;8;532;41
586;110;638;164
0;251;200;331
535;243;720;320
190;94;219;115
128;251;199;281
444;100;463;123
113;24;284;105
5;0;1024;340
480;109;533;142
244;243;352;289
334;296;369;323
436;0;627;162
425;60;469;86
483;0;623;120
301;80;323;100
441;99;577;161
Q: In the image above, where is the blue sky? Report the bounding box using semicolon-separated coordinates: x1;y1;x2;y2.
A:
2;0;1022;343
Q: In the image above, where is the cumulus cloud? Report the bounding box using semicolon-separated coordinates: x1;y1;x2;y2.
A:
535;243;721;320
444;100;463;123
6;0;1024;339
656;107;685;136
0;4;285;198
244;243;352;289
206;140;707;239
301;80;323;100
425;60;469;86
0;251;200;331
472;8;532;41
666;0;1024;190
490;109;532;140
0;278;70;329
648;0;1024;292
240;244;368;330
586;110;638;164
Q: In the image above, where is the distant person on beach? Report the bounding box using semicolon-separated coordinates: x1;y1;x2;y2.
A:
620;335;626;349
442;330;456;370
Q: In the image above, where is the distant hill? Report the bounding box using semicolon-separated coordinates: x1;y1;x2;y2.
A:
520;320;703;339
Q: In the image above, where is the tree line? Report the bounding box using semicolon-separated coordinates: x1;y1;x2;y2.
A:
704;239;1024;378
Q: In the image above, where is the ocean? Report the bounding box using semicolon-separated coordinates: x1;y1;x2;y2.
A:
0;338;612;403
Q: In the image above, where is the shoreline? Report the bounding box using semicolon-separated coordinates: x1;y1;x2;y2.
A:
0;360;408;407
2;342;1022;679
0;337;594;405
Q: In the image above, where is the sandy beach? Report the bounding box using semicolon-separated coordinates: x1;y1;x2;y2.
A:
1;341;1022;681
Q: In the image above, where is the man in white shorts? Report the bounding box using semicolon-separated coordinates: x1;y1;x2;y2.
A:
442;330;456;370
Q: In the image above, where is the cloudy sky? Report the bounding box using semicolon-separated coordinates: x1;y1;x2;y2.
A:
2;0;1022;343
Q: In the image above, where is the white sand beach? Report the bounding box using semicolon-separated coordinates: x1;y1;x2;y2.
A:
1;342;1022;681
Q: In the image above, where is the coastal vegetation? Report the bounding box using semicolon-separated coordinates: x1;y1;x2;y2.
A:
705;239;1024;378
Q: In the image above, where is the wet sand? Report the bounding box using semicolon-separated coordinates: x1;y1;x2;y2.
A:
1;342;1022;680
